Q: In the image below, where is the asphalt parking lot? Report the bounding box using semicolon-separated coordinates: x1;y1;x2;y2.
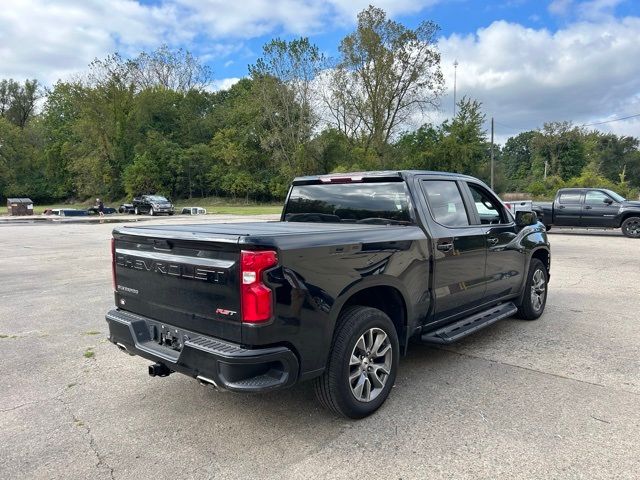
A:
1;218;639;480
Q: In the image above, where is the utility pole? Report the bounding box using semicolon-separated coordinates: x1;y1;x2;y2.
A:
490;117;495;190
453;60;458;117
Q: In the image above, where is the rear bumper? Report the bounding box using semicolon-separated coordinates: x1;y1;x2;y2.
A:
105;309;299;392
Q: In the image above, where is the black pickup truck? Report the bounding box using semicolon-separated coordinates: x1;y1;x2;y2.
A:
132;195;175;216
533;188;640;238
106;171;550;418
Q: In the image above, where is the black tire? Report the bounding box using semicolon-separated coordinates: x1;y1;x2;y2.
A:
313;306;399;419
621;216;640;238
118;207;125;214
516;258;548;320
545;225;552;232
149;207;155;216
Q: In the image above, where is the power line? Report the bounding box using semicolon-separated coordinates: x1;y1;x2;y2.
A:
491;112;640;134
579;113;640;127
493;120;522;132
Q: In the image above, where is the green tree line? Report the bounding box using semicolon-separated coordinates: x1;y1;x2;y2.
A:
1;6;638;204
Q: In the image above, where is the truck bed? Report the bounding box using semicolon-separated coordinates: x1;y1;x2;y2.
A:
117;221;402;240
112;221;421;344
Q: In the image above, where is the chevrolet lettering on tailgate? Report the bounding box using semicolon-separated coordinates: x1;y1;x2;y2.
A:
116;252;227;284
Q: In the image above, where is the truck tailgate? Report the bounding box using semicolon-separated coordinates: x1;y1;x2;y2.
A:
113;227;242;342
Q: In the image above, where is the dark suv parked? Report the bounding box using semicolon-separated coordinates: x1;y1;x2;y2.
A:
132;195;175;216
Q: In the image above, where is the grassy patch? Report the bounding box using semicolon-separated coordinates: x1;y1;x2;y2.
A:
1;196;282;216
83;348;95;359
84;330;101;336
172;197;282;216
204;205;282;215
0;334;17;339
67;382;77;389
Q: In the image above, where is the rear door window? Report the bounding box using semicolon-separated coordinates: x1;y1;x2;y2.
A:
422;180;470;227
558;192;582;204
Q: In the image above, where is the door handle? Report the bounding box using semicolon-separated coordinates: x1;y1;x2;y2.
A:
437;243;453;252
584;205;592;210
558;205;565;209
487;237;499;245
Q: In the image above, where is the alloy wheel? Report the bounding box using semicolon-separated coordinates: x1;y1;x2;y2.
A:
624;219;640;237
349;328;392;403
530;269;546;312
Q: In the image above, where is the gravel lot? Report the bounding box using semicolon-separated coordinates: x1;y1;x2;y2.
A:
1;218;639;480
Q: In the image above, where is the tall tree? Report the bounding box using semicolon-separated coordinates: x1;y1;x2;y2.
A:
501;130;538;190
0;79;40;128
249;38;325;178
531;122;587;180
434;97;488;176
327;6;444;165
128;45;213;92
584;132;640;187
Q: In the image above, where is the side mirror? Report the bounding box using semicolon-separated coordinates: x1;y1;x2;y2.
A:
604;198;613;205
515;210;538;228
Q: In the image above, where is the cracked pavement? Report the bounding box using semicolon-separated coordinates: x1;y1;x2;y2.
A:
1;219;639;479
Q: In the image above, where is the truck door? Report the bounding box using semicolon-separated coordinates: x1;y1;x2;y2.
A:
418;178;488;321
582;190;620;227
463;182;525;302
555;190;584;226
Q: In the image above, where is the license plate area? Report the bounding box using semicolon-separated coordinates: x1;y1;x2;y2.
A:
145;319;193;352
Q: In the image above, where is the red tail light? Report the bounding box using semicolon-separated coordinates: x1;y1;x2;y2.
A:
111;238;117;292
240;250;278;323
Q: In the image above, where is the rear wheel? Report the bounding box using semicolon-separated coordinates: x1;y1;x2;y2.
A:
621;217;640;238
545;225;552;232
516;258;547;320
314;306;399;419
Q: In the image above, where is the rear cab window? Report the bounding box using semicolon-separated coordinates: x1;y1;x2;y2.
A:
284;181;414;224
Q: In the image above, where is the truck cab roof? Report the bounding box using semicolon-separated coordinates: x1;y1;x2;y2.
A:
292;170;477;185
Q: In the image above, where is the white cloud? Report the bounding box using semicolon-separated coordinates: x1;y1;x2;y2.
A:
0;0;175;85
210;77;241;91
326;0;441;25
578;0;627;20
436;17;640;143
549;0;627;20
1;0;639;143
175;0;442;37
0;0;442;86
548;0;573;16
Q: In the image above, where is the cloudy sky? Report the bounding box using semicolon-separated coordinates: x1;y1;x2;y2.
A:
1;0;639;143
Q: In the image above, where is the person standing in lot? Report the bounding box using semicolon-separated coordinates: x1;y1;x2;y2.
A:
97;198;104;217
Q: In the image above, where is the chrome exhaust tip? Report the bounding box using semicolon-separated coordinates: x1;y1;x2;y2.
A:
197;375;220;390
